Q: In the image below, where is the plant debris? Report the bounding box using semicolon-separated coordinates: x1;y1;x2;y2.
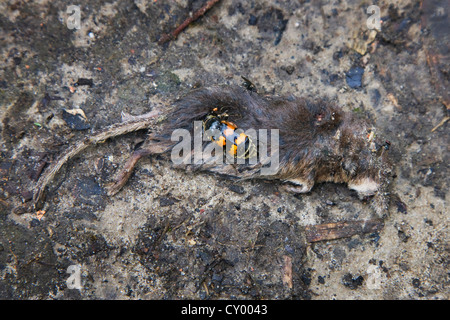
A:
305;219;384;243
62;108;91;130
158;0;221;45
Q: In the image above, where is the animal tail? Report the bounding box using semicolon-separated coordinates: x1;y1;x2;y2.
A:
33;110;161;210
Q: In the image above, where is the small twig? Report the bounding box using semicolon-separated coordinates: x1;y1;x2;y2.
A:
305;219;384;243
154;220;171;248
282;255;293;289
431;116;449;132
203;282;210;296
9;245;18;261
158;0;221;45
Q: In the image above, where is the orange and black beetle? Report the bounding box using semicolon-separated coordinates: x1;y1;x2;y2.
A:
202;107;257;159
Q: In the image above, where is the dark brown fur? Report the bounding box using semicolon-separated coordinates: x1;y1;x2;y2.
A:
33;85;393;216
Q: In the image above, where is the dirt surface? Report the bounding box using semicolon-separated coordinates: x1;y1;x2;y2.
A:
0;0;448;300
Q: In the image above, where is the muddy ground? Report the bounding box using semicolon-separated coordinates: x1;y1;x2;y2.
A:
0;0;448;300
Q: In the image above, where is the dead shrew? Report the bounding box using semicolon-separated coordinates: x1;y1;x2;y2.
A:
33;85;393;217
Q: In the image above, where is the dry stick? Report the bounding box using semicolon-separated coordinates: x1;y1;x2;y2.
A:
305;219;384;243
431;116;449;132
33;110;160;210
158;0;221;45
282;255;293;289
